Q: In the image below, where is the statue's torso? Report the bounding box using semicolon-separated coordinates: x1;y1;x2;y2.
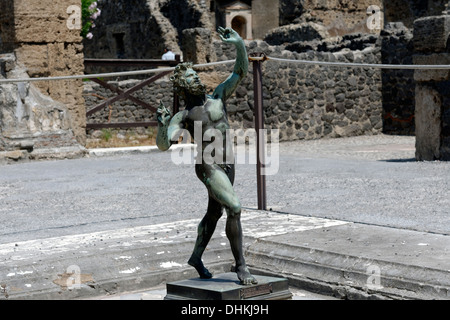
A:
185;97;233;165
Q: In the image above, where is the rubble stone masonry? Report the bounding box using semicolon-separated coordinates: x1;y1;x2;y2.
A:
85;37;384;142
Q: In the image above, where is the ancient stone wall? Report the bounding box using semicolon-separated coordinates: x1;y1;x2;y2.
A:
0;54;85;164
84;77;173;135
83;0;449;144
380;23;415;135
285;0;384;36
0;0;86;145
182;28;217;64
384;0;448;28
84;0;213;62
279;0;304;26
83;0;165;60
210;0;385;39
279;0;447;34
85;38;383;142
413;13;450;161
216;40;383;140
251;0;280;39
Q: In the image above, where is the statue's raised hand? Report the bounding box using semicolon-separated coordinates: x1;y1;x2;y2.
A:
218;27;242;44
156;102;172;126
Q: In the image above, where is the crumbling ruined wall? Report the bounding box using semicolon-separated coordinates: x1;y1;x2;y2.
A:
0;54;85;163
85;37;383;142
83;0;448;143
83;0;213;61
279;0;447;34
251;0;280;40
182;28;217;64
380;23;415;135
160;0;213;45
279;0;384;37
0;0;86;145
413;13;450;161
384;0;448;28
83;0;165;60
217;39;383;141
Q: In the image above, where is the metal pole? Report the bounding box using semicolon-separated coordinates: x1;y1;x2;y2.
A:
249;53;267;210
173;55;181;115
173;92;180;115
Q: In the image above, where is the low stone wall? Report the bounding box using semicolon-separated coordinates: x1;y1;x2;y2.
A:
214;40;383;141
84;77;173;136
84;39;384;142
84;37;383;141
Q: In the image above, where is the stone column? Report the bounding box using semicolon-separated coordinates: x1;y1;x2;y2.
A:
0;0;86;145
413;12;450;161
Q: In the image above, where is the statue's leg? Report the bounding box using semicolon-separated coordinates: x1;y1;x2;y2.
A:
188;196;223;279
196;163;257;285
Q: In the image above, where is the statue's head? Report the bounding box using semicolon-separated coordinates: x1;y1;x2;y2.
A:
170;62;206;100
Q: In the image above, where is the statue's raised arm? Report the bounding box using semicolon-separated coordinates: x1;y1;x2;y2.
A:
212;27;248;102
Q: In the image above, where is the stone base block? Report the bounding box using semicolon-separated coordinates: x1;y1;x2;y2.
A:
165;273;292;300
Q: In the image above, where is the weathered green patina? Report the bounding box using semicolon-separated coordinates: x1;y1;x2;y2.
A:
156;27;257;285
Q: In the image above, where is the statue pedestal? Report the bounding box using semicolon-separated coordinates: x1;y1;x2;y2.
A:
165;273;292;300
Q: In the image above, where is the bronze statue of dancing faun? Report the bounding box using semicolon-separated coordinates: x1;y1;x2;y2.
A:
156;27;257;285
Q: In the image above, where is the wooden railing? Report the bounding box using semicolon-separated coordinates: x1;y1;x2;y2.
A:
84;56;180;130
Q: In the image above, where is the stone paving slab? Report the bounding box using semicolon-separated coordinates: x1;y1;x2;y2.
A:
1;210;448;300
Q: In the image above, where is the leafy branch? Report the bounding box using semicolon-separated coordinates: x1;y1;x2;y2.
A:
81;0;101;39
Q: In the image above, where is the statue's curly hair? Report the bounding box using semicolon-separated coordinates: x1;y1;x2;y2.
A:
170;62;193;98
170;62;205;99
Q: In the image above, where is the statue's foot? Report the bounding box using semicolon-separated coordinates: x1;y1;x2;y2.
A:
188;257;213;279
233;265;258;285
